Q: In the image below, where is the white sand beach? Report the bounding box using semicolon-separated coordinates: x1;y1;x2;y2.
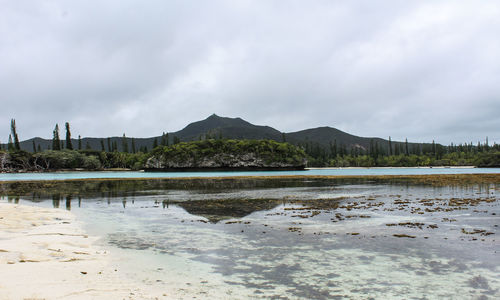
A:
0;202;169;300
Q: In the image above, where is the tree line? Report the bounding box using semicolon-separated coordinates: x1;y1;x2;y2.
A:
301;136;500;167
1;120;182;154
1;119;499;169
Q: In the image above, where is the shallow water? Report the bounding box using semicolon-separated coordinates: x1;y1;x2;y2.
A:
1;167;500;181
2;179;499;299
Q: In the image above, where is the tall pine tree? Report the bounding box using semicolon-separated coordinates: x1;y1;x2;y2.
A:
8;134;14;151
388;136;393;156
122;134;129;153
52;124;61;150
131;138;136;153
65;122;73;150
11;119;20;150
161;132;167;146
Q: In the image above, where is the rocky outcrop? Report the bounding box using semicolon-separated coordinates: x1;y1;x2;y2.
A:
145;152;305;169
144;139;307;171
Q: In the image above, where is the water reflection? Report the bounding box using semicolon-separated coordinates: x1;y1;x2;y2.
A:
176;198;283;223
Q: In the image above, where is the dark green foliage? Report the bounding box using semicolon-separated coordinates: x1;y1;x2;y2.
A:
122;134;129;153
160;132;168;146
150;139;306;167
11;119;20;150
153;138;158;149
388;137;392;156
173;135;180;144
175;114;282;142
78;135;82;150
52;124;61;150
34;150;101;170
65;122;73;150
99;151;148;170
1;149;147;171
131;138;136;153
32;140;36;153
8;134;14;151
4;150;32;169
475;152;500;167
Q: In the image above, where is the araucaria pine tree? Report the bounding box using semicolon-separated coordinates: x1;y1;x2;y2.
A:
388;136;393;156
8;134;14;151
131;138;136;153
65;122;73;150
52;124;61;150
161;132;167;146
122;134;129;153
11;119;20;150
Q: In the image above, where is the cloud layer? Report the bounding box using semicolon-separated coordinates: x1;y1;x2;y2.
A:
1;0;499;144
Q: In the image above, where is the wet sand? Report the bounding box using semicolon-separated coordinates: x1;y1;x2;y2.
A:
0;202;169;300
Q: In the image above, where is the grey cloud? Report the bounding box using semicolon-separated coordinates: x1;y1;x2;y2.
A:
0;0;499;145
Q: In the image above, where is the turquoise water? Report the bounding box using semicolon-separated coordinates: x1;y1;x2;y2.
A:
1;167;499;181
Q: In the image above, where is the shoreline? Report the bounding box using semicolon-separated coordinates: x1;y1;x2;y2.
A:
306;166;477;169
0;165;479;174
0;202;169;299
0;172;499;184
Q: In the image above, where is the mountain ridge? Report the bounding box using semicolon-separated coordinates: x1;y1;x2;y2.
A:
9;114;416;153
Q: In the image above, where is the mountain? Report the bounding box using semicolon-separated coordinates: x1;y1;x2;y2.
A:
286;127;389;151
174;114;282;141
10;114;412;153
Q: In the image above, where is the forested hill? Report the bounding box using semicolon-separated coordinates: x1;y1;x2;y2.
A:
12;114;413;154
174;114;283;141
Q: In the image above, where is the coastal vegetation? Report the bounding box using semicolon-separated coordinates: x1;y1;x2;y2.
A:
146;139;306;169
1;118;499;171
303;140;500;167
0;138;306;172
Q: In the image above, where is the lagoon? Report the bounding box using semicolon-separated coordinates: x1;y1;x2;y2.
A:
1;175;499;299
1;167;500;181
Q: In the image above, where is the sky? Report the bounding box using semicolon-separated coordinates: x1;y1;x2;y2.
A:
1;0;499;145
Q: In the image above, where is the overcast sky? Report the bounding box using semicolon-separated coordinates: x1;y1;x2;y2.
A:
1;0;499;145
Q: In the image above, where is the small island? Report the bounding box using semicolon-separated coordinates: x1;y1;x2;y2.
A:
144;139;307;171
